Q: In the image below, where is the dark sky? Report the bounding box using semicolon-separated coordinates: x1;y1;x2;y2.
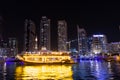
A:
0;1;120;51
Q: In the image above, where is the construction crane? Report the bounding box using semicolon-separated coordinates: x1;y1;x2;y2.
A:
66;39;78;51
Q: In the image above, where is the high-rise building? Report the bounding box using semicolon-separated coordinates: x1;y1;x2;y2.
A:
58;20;67;51
24;19;36;51
91;34;107;54
77;25;88;55
8;38;18;56
39;16;51;50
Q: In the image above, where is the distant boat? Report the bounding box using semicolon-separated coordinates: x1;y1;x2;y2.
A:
16;48;75;64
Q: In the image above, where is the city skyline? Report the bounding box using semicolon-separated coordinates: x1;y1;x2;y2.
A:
0;1;120;52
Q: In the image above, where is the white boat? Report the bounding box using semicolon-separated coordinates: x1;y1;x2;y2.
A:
16;49;75;64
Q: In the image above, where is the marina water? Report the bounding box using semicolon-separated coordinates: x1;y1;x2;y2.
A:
0;60;120;80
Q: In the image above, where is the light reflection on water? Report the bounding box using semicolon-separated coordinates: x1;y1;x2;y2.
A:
15;64;73;80
1;61;120;80
72;61;120;80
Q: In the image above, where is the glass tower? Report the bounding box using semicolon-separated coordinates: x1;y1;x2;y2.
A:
39;16;51;50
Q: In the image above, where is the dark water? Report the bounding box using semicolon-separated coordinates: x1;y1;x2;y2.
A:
1;61;120;80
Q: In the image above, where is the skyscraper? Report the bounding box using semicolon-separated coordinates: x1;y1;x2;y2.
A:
24;19;36;51
58;20;67;51
91;34;108;54
39;16;51;50
77;25;88;55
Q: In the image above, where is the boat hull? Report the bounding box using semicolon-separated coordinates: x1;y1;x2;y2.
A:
21;61;75;65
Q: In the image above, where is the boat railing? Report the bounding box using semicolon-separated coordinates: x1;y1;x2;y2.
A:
22;53;70;56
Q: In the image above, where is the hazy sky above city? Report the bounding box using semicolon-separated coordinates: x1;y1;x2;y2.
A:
0;1;120;50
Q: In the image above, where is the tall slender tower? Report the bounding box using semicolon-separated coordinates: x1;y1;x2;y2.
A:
39;16;51;50
58;20;67;51
77;25;88;55
24;19;36;51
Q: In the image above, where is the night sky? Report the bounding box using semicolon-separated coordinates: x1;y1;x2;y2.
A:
0;1;120;52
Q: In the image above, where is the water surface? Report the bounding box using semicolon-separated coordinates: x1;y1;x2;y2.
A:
1;61;120;80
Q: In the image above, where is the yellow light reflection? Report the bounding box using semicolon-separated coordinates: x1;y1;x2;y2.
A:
15;64;73;80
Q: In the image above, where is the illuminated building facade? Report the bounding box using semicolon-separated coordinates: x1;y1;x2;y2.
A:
24;19;36;51
77;26;88;55
39;16;51;50
58;20;67;51
8;38;18;56
92;34;107;54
